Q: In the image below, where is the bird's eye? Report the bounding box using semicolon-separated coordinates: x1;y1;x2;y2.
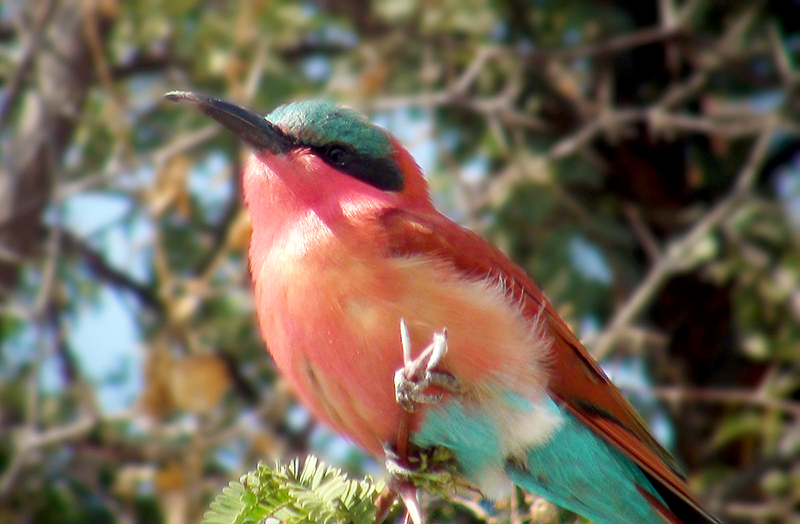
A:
325;145;351;166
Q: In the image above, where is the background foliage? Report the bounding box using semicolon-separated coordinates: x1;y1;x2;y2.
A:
1;0;800;523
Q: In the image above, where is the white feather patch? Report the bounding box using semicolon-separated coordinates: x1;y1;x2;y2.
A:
474;465;514;500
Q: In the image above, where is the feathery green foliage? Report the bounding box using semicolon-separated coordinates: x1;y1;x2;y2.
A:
203;456;387;524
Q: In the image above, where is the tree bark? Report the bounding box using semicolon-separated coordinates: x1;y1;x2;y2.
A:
0;0;116;306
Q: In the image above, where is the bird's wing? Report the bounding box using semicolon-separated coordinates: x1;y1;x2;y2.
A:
377;206;719;524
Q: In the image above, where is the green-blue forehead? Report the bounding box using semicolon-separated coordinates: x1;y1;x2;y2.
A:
265;100;394;158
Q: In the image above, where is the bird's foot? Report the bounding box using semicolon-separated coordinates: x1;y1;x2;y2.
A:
394;319;463;413
384;443;465;497
382;443;476;524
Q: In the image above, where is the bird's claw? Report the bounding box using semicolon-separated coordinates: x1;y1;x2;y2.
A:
394;319;463;413
394;370;463;411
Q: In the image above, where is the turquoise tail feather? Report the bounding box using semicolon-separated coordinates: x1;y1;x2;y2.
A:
414;395;666;524
505;409;664;524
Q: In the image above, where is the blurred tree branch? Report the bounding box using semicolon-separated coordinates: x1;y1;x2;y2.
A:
590;125;779;360
59;227;164;313
0;0;116;307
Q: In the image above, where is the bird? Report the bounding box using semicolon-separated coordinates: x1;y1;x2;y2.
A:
164;91;721;524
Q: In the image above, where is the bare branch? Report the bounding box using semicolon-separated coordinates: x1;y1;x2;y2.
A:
59;228;164;313
0;413;103;497
631;386;800;419
622;204;662;263
591;125;779;360
56;124;220;200
524;25;686;63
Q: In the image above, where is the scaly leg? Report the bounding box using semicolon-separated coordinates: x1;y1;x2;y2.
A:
386;321;470;524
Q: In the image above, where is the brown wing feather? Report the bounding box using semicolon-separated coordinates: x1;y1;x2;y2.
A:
377;207;720;524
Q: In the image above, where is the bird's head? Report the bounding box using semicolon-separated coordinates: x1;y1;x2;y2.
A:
164;92;433;215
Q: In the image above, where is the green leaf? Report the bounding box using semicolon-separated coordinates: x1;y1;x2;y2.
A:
203;455;387;524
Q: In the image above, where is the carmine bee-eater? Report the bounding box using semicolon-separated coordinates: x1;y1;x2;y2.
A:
165;91;720;524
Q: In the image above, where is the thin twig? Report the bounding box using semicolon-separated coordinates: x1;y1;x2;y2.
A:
622;204;662;263
768;22;799;87
0;414;101;497
58;228;164;312
724;501;795;520
628;386;800;419
523;26;686;62
56;125;219;200
1;220;65;498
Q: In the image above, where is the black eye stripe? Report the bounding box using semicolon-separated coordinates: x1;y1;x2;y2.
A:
308;143;404;192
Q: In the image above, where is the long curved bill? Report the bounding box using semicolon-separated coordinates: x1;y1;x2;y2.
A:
164;91;294;154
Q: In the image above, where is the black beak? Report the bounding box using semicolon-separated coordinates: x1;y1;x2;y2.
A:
164;91;294;154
